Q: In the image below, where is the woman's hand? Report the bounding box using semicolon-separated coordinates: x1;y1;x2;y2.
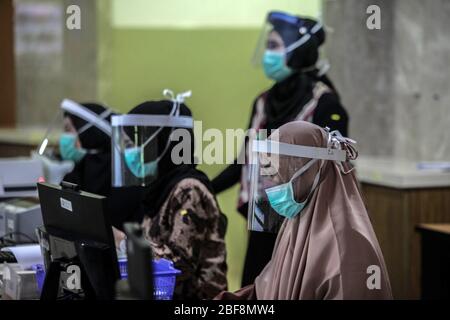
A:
112;226;126;249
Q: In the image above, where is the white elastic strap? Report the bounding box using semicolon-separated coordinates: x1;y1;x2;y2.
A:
152;89;192;153
310;22;323;35
163;89;179;116
136;89;191;149
129;125;174;165
115;89;193;150
292;159;324;205
290;158;319;182
61;99;112;137
162;89;192;104
77;109;112;135
284;21;322;54
316;59;330;76
252;140;346;162
164;89;192;116
305;161;323;197
111;114;193;128
338;161;355;175
85;148;101;155
141;125;164;149
115;89;193;154
286;33;311;53
176;91;192;104
151;127;174;162
310;163;323;190
163;89;175;100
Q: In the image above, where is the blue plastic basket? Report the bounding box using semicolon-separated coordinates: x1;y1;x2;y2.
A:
118;258;128;278
118;258;181;300
31;264;46;294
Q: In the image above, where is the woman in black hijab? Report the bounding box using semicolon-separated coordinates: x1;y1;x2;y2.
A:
121;100;228;299
62;103;113;195
212;11;349;287
61;103;144;229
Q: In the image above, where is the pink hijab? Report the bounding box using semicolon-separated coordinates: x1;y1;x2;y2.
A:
216;121;392;300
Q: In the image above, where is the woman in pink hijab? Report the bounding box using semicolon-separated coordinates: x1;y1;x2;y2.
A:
217;121;392;300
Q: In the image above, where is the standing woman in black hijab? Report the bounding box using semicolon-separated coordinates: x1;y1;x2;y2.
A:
212;11;349;287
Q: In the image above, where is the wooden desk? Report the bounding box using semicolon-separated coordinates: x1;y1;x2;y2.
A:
0;141;38;157
416;224;450;299
356;157;450;299
0;128;59;157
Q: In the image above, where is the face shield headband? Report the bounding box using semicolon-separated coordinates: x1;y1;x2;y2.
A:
252;11;324;67
37;99;113;156
111;90;193;183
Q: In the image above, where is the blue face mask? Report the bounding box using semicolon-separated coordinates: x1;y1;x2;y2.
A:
59;133;87;163
262;50;293;82
265;182;306;219
124;147;158;179
265;159;321;219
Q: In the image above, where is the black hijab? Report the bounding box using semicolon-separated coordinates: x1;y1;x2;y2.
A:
63;103;147;229
128;100;213;218
264;72;314;131
264;15;337;131
63;103;113;196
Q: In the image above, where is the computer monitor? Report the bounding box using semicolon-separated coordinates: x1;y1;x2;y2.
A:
37;181;120;300
123;222;153;300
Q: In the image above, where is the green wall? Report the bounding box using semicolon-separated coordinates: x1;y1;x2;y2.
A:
108;28;271;290
112;0;321;28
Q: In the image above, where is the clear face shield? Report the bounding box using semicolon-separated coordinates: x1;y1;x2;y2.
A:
252;20;277;66
252;11;323;68
248;130;351;233
34;99;113;184
111;91;193;187
37;99;113;158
